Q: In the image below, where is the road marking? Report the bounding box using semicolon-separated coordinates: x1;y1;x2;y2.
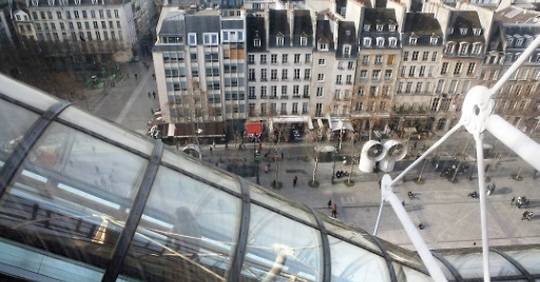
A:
116;67;153;124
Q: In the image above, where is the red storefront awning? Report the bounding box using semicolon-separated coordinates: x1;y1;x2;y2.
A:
245;122;263;136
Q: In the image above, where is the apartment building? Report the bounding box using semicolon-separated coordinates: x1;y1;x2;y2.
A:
481;6;540;133
394;12;443;133
352;8;400;135
246;9;314;134
12;0;138;69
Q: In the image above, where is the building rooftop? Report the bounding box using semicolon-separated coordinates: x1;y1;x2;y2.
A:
292;10;313;47
315;19;334;49
246;14;266;52
447;10;484;43
495;6;540;24
268;9;291;48
336;21;357;58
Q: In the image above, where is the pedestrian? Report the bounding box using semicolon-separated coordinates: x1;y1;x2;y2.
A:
331;203;337;218
152;91;156;99
134;73;138;80
293;175;298;187
511;196;516;207
327;200;332;209
210;146;213;154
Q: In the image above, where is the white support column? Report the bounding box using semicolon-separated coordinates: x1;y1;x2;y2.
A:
474;133;490;282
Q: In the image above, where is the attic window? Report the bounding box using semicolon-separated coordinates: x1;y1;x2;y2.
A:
459;42;469;56
48;0;55;6
515;37;524;47
300;36;308;46
409;37;417;45
473;28;481;36
376;24;384;32
430;36;438;45
74;0;81;5
364;24;370;32
459;27;467;35
363;37;372;47
276;35;284;46
389;37;397;47
472;42;482;55
448;27;454;34
343;44;351;56
388;24;396;32
446;41;456;54
376;37;384;47
319;42;328;51
254;38;261;47
31;0;39;6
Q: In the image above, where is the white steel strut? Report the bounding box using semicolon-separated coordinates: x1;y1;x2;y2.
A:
373;35;540;282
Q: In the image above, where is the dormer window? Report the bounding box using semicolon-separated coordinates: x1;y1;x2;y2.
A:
188;32;197;46
31;0;39;6
430;36;438;45
506;36;514;46
459;42;469;56
364;24;371;32
254;38;261;47
473;28;481;36
389;37;397;47
446;41;456;54
376;24;384;32
388;24;396;32
409;36;417;45
343;44;351;56
472;42;482;55
276;34;284;46
74;0;81;5
459;27;467;35
363;37;372;47
448;27;454;34
48;0;55;6
300;35;307;46
319;42;328;50
515;36;524;47
376;37;384;47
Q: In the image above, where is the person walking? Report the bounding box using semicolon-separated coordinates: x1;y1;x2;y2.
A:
331;203;337;218
152;91;156;99
134;73;138;80
293;176;298;187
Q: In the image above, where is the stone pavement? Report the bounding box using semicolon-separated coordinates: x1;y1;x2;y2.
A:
200;142;540;251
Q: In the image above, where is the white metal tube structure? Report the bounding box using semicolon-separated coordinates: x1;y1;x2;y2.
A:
384;189;448;282
391;123;462;185
490;35;540;97
373;196;384;235
486;115;540;171
474;133;490;282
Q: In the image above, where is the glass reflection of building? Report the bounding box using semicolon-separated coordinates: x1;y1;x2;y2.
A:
0;73;539;282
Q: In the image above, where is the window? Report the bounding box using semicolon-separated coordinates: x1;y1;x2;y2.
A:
203;33;218;45
405;82;412;93
348;61;354;70
460;27;467;35
294;54;300;64
454;62;462;75
409;37;417;45
343;45;351;56
316;103;323;116
260;54;267;64
397;82;403;93
369;86;377;96
260;69;267;81
188;33;197;45
276;35;284;46
359;70;367;79
281;86;287;96
408;66;415;77
317;73;324;81
467;63;476;75
294;69;300;80
441;62;448;75
436;79;444;93
422;51;429;61
318;58;326;65
472;42;482;55
271;69;277;81
403;51;409;61
248;69;255;81
303;85;309;97
431;52;438;62
248;54;255;64
376;24;384;31
384;70;392;80
387;55;395;65
282;54;288;64
302;102;308;114
261;86;267;98
375;55;382;64
362;55;369;65
346;75;352;84
363;37;372;47
304;69;311;80
382;86;389;96
254;38;261;47
364;24;371;32
281;69;288;80
459;42;469;56
388;24;396;32
316;87;323;96
271;86;277;98
473;28;481;36
300;36;307;46
293;85;299;96
376;37;384;47
114;9;119;18
336;75;342;84
412;51;419;61
419;66;425;77
292;102;298;114
357;87;364;96
74;10;79;18
372;70;381;80
430;36;438;45
305;54;311;63
415;82;423;93
248;87;256;99
271;54;277;64
388;37;397;47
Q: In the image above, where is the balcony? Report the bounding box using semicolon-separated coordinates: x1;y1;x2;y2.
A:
280;95;289;100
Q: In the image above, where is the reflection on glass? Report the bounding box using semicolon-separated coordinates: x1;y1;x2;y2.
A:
0;100;39;168
120;166;241;281
393;263;433;282
505;249;540;274
321;215;380;253
444;251;521;279
329;236;389;282
0;122;146;279
241;204;322;282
